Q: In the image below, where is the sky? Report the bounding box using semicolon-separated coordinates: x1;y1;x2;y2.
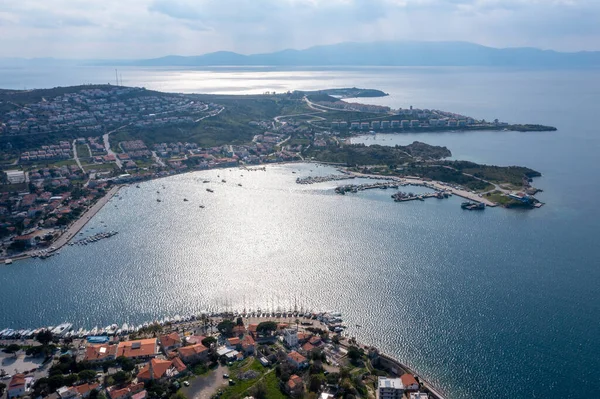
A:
0;0;599;59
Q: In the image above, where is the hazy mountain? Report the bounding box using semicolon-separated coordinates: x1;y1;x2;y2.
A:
2;42;599;68
131;41;600;67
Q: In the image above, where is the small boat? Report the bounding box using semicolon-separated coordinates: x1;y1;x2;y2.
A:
206;188;214;193
199;205;205;209
136;185;140;188
203;180;210;183
238;183;242;187
157;199;161;202
4;259;13;265
222;179;226;183
183;198;188;202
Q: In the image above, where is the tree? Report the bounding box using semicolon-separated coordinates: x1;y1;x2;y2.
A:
236;317;244;326
78;370;97;382
201;337;217;348
256;321;277;334
217;320;235;336
3;344;21;357
251;381;267;399
0;382;6;396
309;375;324;392
347;346;362;364
117;356;135;372
36;329;54;346
89;389;100;399
112;371;130;385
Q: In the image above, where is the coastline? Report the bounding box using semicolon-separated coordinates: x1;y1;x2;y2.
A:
8;184;122;262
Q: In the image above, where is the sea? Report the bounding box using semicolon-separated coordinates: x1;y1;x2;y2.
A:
0;66;599;399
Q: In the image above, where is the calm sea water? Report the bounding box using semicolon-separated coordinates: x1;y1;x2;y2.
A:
1;67;599;399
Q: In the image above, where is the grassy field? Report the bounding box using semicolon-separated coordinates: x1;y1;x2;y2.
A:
216;358;287;399
76;144;91;159
484;191;521;206
81;162;118;172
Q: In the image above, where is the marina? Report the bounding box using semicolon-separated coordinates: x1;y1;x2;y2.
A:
69;231;118;246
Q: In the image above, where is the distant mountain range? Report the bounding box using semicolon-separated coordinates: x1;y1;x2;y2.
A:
3;42;600;68
124;41;600;68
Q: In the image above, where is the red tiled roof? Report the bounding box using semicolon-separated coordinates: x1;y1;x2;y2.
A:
9;374;26;389
287;351;307;364
84;344;117;361
401;373;418;387
74;383;100;396
287;374;303;390
178;343;208;359
302;342;315;352
137;358;173;380
160;332;181;348
227;337;241;346
116;338;157;358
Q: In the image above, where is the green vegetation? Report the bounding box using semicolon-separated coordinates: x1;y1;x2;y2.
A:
400;165;494;191
444;160;540;186
508;124;557;132
76;144;91;159
307;142;450;166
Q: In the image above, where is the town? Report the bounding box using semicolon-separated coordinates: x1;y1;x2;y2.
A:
0;85;547;261
0;311;441;399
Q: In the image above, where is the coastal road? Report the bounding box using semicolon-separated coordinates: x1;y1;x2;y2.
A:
49;185;122;251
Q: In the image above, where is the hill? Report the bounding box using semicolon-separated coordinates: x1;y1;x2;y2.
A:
127;41;600;68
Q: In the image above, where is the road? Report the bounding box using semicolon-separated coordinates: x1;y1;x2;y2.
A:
72;140;84;172
102;124;131;169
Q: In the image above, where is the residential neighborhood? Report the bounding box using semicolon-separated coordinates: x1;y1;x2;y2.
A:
0;312;440;399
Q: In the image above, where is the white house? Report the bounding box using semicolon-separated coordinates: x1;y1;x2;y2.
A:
7;374;34;399
376;377;404;399
283;329;298;347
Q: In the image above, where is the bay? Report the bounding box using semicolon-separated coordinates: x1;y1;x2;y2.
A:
0;66;599;399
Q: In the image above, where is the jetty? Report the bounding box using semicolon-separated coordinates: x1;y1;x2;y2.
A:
296;173;353;184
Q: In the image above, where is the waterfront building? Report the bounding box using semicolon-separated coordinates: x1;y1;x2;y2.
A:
331;122;339;129
410;120;420;128
401;374;420;391
381;120;390;129
178;343;209;363
371;121;380;129
376;377;404;399
116;338;158;360
283;329;299;347
360;122;370;130
401;120;410;128
350;122;360;130
339;121;348;128
409;394;428;399
84;343;117;362
159;332;182;353
391;120;400;128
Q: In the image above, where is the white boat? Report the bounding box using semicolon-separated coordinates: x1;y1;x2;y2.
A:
52;323;72;336
4;259;13;265
90;327;98;336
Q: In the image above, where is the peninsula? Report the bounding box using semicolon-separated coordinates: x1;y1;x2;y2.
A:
0;84;549;261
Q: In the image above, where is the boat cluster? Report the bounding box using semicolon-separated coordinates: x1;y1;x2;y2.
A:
335;181;399;194
30;246;59;259
0;310;345;340
69;231;118;246
461;201;485;210
296;174;354;185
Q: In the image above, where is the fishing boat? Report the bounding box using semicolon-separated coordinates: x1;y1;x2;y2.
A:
206;188;214;193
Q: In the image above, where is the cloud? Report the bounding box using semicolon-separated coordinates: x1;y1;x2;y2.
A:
0;0;599;58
